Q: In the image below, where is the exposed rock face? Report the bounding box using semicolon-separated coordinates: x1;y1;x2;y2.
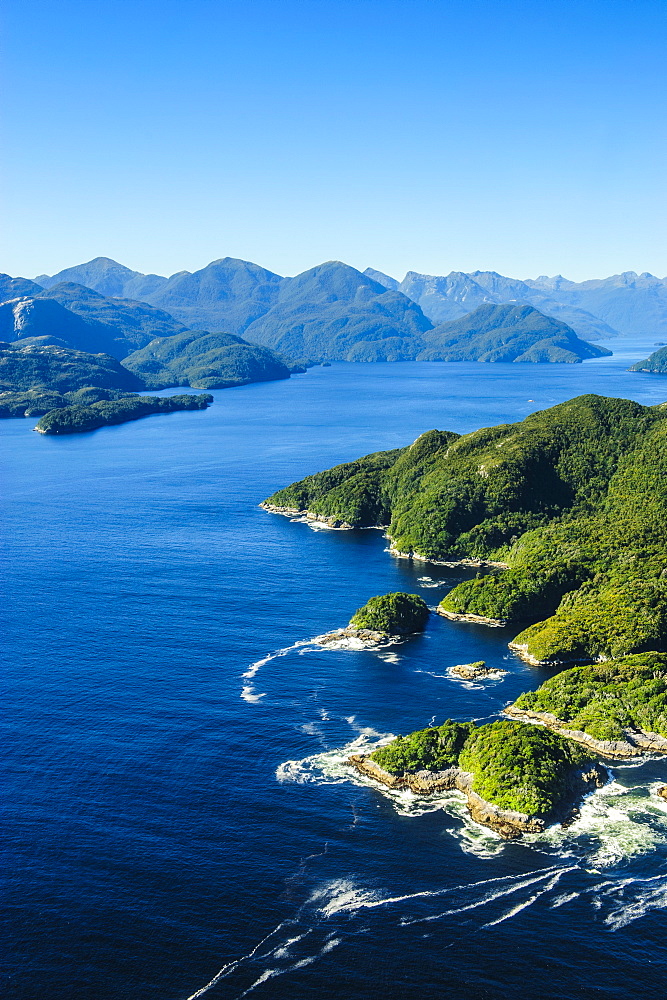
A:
347;754;606;839
657;786;667;801
449;661;506;680
504;704;667;758
315;627;389;649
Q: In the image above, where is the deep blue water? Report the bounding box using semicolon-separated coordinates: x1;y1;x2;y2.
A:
3;346;667;1000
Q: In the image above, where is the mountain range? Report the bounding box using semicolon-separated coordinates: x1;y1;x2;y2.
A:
32;255;667;340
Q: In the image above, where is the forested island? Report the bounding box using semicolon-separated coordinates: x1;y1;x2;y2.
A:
264;394;667;666
317;592;430;647
34;393;213;434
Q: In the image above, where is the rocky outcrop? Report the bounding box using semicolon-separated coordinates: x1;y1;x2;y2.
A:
437;608;508;627
449;661;507;680
504;704;667;758
657;786;667;801
347;754;606;840
315;626;390;649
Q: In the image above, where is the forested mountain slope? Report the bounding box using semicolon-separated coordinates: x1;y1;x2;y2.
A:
264;395;667;664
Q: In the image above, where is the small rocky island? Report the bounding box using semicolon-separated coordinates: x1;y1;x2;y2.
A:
317;592;429;648
349;718;606;839
34;393;213;434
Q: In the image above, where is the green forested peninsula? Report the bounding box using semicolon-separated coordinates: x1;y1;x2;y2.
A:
35;393;213;434
510;652;667;743
265;394;667;664
629;345;667;373
0;343;145;394
359;717;598;826
0;386;140;418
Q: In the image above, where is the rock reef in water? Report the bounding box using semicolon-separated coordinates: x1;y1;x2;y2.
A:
449;660;506;681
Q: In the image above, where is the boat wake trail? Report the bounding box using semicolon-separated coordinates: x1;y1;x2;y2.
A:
240;640;319;702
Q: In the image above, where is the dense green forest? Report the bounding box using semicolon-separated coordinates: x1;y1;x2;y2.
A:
349;592;430;634
512;652;667;741
371;719;475;774
266;394;667;663
35;393;213;434
369;718;593;816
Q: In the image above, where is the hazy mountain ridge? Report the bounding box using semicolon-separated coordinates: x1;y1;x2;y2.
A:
419;303;612;363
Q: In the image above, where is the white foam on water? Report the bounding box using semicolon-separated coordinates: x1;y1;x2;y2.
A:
185;920;292;999
480;871;566;928
376;651;402;663
550;891;581;909
602;875;667;930
240;685;266;703
417;576;447;588
527;779;667;869
276;733;393;788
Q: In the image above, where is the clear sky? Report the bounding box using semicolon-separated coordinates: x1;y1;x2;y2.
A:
1;0;665;281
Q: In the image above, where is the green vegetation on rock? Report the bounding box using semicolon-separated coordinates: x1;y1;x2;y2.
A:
35;393;212;434
457;721;594;815
266;394;667;663
349;592;430;634
513;652;667;741
370;719;476;774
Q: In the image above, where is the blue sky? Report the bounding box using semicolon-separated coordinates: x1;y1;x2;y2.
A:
1;0;665;281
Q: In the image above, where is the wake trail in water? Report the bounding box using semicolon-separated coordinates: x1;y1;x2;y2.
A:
240;639;319;702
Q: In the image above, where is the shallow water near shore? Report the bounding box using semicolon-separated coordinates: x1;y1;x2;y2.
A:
3;348;667;999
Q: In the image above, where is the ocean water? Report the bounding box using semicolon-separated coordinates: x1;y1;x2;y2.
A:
3;345;667;999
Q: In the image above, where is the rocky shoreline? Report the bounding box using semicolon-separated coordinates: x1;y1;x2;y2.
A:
259;502;356;529
507;640;597;667
315;626;392;649
389;547;509;571
504;704;667;758
437;608;508;627
347;753;607;839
